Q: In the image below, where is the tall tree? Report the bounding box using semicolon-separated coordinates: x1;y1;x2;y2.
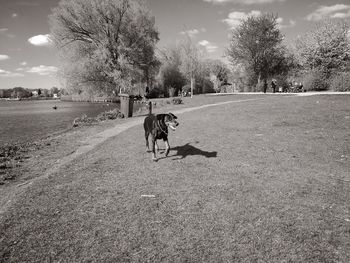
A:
179;35;201;98
157;45;186;96
227;13;286;85
295;19;350;74
49;0;159;95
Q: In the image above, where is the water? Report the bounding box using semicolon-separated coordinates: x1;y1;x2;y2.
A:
0;100;119;145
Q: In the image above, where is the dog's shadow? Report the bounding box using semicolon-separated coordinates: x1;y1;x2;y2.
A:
169;143;217;160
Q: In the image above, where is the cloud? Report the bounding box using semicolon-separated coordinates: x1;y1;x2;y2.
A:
27;65;58;76
0;54;10;61
306;4;350;21
16;1;40;6
28;34;52;46
204;0;285;5
20;61;27;66
12;13;18;18
0;69;24;78
277;17;296;29
198;40;218;53
180;28;207;38
223;10;261;28
0;28;15;38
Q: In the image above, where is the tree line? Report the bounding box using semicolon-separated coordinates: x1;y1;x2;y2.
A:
0;87;63;99
49;0;350;97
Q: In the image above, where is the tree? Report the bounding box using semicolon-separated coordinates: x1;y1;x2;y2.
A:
49;0;159;95
295;19;350;75
179;35;201;98
227;13;287;86
157;45;186;96
205;59;230;93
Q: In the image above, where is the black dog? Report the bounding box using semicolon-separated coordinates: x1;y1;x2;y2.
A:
143;113;179;161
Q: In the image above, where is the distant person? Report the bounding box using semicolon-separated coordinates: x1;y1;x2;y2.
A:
145;86;149;99
263;79;267;93
299;82;304;92
271;79;276;93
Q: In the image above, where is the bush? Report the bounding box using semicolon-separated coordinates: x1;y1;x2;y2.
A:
172;98;182;104
182;84;191;96
303;70;329;91
329;72;350;91
274;75;289;91
255;82;266;92
73;114;99;127
168;87;176;97
97;109;124;121
148;86;164;99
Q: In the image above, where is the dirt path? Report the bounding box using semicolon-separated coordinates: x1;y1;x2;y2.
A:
1;94;349;262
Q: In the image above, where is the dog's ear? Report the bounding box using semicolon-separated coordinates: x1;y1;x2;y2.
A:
169;113;177;119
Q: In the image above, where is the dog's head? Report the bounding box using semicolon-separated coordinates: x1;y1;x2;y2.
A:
164;113;179;131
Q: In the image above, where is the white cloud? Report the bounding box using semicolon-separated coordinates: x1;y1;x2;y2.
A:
0;54;10;61
198;40;218;53
0;68;24;78
277;17;296;29
12;13;18;18
223;10;261;28
28;34;52;46
27;65;58;76
20;61;27;66
306;4;350;21
0;28;15;38
204;0;285;5
180;28;206;38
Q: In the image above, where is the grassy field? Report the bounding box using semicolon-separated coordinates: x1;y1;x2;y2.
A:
1;94;349;262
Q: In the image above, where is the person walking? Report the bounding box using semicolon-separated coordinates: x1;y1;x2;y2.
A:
271;79;276;93
263;79;267;93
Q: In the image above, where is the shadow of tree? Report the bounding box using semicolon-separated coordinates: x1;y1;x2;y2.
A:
170;143;217;160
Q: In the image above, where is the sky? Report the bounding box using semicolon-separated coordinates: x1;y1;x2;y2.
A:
1;0;350;90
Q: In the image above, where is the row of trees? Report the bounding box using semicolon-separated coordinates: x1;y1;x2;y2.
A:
49;0;233;98
0;87;62;99
49;0;350;97
226;14;350;92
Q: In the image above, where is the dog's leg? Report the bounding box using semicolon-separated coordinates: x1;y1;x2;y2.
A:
151;137;157;161
145;131;149;151
165;140;170;157
155;141;159;152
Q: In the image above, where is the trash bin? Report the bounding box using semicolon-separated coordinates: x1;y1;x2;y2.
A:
119;94;134;118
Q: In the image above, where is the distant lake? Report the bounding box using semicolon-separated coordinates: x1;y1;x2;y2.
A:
0;100;119;145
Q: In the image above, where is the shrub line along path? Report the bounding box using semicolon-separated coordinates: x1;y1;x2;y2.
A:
1;94;349;262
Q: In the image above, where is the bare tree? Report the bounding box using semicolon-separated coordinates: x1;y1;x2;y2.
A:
49;0;159;95
179;35;201;98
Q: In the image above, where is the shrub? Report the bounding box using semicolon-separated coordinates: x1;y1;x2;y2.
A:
73;114;99;127
255;81;266;92
168;86;176;97
148;86;164;99
97;109;124;121
172;98;182;104
274;75;289;91
182;84;191;96
303;70;329;91
329;72;350;91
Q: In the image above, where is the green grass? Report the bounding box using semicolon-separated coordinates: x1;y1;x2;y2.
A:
1;94;349;262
